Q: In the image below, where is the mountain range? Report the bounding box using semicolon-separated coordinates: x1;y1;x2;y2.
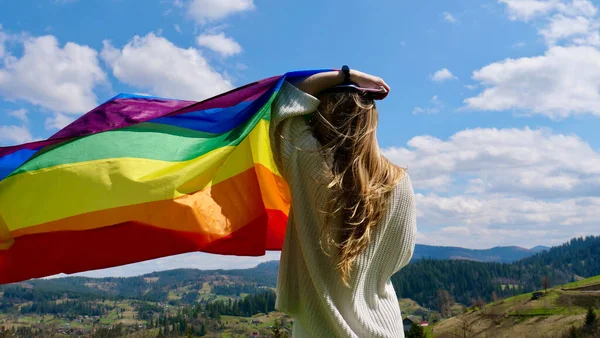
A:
411;243;549;263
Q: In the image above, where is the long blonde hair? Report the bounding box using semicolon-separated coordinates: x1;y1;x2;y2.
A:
312;89;404;286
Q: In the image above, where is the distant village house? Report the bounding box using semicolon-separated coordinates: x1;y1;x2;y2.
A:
403;315;429;328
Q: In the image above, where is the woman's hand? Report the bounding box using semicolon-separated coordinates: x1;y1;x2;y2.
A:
350;69;391;95
291;68;390;99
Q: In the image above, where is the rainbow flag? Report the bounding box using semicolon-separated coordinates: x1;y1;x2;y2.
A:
0;69;330;284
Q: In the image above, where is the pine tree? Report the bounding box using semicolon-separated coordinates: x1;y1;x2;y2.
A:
271;319;283;338
569;325;580;338
405;323;426;338
585;307;597;327
199;323;207;336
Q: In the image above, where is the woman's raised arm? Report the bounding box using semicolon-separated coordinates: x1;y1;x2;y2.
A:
290;68;391;98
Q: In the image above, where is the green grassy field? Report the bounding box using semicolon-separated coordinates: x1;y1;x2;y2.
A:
399;298;429;316
0;304;290;337
431;275;600;337
0;299;145;333
561;275;600;289
208;312;292;336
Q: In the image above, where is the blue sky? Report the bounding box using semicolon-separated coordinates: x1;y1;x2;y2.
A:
2;0;600;277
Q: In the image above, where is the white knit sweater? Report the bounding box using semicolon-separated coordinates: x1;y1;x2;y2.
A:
270;81;417;338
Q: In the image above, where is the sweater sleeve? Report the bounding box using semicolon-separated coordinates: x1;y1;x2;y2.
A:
269;80;321;178
386;173;418;276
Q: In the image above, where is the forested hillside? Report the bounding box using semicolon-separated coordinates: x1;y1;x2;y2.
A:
392;236;600;309
0;263;283;337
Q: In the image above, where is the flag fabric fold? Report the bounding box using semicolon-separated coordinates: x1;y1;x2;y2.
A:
0;69;331;284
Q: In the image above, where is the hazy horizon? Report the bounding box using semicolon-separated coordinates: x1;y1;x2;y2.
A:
44;241;554;279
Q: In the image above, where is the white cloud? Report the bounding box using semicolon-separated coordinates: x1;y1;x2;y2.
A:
197;32;242;57
0;35;107;114
188;0;254;24
382;126;600;248
465;46;600;118
471;1;600;117
0;124;33;145
541;14;599;45
412;95;442;115
45;113;74;130
101;32;232;101
383;127;600;198
414;193;600;248
499;0;596;20
416;193;600;227
413;175;453;191
431;68;457;82
443;11;458;23
499;0;562;21
174;24;182;33
8;108;28;124
0;26;7;59
563;0;598;17
573;31;600;45
499;0;599;46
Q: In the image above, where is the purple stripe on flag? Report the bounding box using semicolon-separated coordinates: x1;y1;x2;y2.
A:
165;76;279;116
50;97;194;140
0;76;281;158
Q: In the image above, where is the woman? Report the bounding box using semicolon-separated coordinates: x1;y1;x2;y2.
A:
270;67;417;338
